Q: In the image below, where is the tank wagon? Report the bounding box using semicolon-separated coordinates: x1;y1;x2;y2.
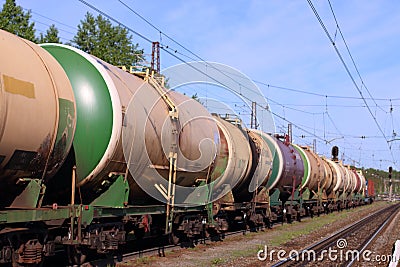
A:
365;179;375;203
0;30;372;266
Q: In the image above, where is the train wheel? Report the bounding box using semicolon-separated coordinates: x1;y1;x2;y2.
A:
66;245;87;265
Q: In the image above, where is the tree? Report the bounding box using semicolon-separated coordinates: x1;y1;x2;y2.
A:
39;24;61;43
72;12;143;66
191;93;204;105
0;0;36;42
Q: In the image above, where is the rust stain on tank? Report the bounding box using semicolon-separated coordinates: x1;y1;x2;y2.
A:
30;134;52;175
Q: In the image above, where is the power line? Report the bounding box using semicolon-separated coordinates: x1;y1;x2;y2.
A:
118;0;210;65
265;97;324;115
27;9;77;30
35;28;71;43
327;0;386;114
77;0;153;43
306;0;397;168
255;80;400;102
32;19;76;36
161;47;329;143
269;103;400;108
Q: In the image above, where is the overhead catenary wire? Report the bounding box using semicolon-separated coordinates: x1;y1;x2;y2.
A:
306;0;397;168
32;19;76;36
254;81;400;102
27;9;77;30
35;27;71;43
327;0;387;114
160;46;329;144
77;0;153;44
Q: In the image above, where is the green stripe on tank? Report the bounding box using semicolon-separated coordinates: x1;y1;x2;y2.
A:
42;45;113;183
261;135;280;189
293;146;309;186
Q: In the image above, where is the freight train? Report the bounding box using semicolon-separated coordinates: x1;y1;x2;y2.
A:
0;29;373;266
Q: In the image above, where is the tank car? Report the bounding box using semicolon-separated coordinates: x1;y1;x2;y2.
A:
365;179;375;203
0;29;76;208
206;117;274;230
293;145;328;215
259;134;304;222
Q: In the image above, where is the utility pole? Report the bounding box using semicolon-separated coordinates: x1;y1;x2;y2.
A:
151;41;160;73
389;166;393;201
287;123;292;144
251;101;257;129
312;139;316;153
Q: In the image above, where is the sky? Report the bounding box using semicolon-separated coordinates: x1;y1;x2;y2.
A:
4;0;400;171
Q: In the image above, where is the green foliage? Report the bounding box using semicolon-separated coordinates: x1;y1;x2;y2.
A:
363;167;400;194
210;257;225;265
191;93;204;105
0;4;143;65
72;12;143;66
0;0;36;42
39;24;61;43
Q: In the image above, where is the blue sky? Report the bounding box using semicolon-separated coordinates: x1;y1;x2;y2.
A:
5;0;400;171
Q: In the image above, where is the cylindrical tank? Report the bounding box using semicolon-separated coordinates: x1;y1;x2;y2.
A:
344;166;355;193
41;44;219;205
352;170;362;193
231;129;273;202
339;164;350;193
351;169;358;193
0;30;76;207
321;157;335;195
326;159;344;193
261;135;303;190
350;168;358;193
209;116;252;203
357;170;366;194
366;180;374;197
293;145;325;192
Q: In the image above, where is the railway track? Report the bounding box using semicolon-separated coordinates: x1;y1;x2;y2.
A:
272;203;400;267
45;228;248;266
86;229;251;267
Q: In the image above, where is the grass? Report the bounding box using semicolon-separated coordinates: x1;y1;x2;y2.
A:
210;257;226;266
267;201;390;247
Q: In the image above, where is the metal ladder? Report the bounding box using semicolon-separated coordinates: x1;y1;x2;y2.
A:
145;70;179;235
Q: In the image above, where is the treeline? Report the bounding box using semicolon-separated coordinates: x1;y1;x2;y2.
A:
0;0;143;66
363;167;399;194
